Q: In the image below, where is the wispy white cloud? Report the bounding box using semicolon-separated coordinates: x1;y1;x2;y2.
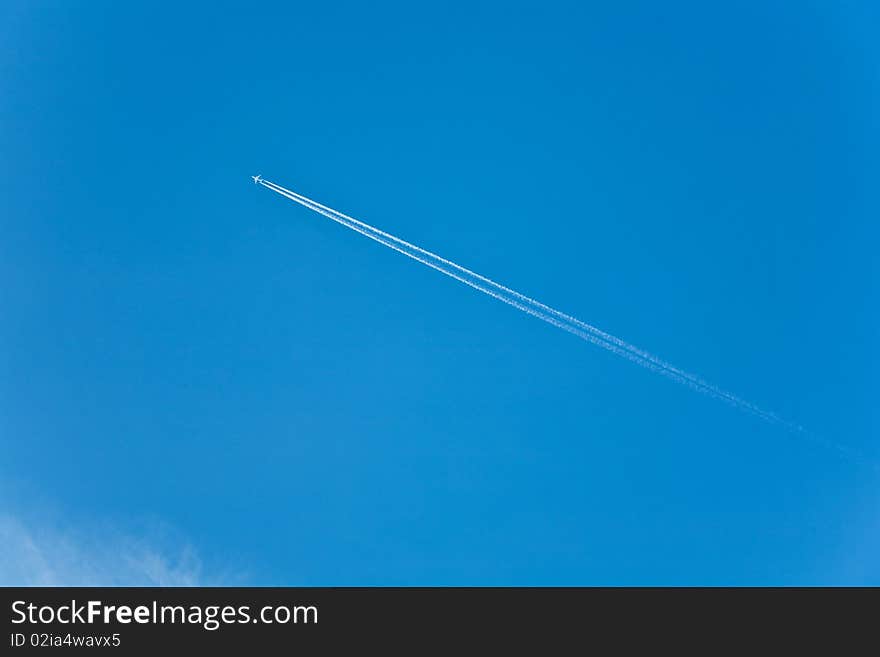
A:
0;513;207;586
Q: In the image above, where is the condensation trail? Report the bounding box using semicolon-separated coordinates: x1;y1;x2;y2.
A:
258;178;783;418
262;180;725;389
254;176;875;466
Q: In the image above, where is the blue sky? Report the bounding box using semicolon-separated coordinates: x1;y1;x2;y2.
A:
1;1;877;585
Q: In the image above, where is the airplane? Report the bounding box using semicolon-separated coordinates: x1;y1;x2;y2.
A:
252;174;262;184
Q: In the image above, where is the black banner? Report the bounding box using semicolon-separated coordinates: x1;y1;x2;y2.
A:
1;587;874;652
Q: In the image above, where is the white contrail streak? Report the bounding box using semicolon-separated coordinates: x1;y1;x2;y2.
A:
258;178;779;418
255;176;872;465
261;181;721;386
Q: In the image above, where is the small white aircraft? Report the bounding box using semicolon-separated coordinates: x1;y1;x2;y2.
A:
252;174;262;184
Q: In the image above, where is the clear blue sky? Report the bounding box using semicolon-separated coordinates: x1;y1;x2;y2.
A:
1;1;877;585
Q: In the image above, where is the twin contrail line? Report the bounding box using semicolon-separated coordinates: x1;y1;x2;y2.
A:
255;176;870;466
